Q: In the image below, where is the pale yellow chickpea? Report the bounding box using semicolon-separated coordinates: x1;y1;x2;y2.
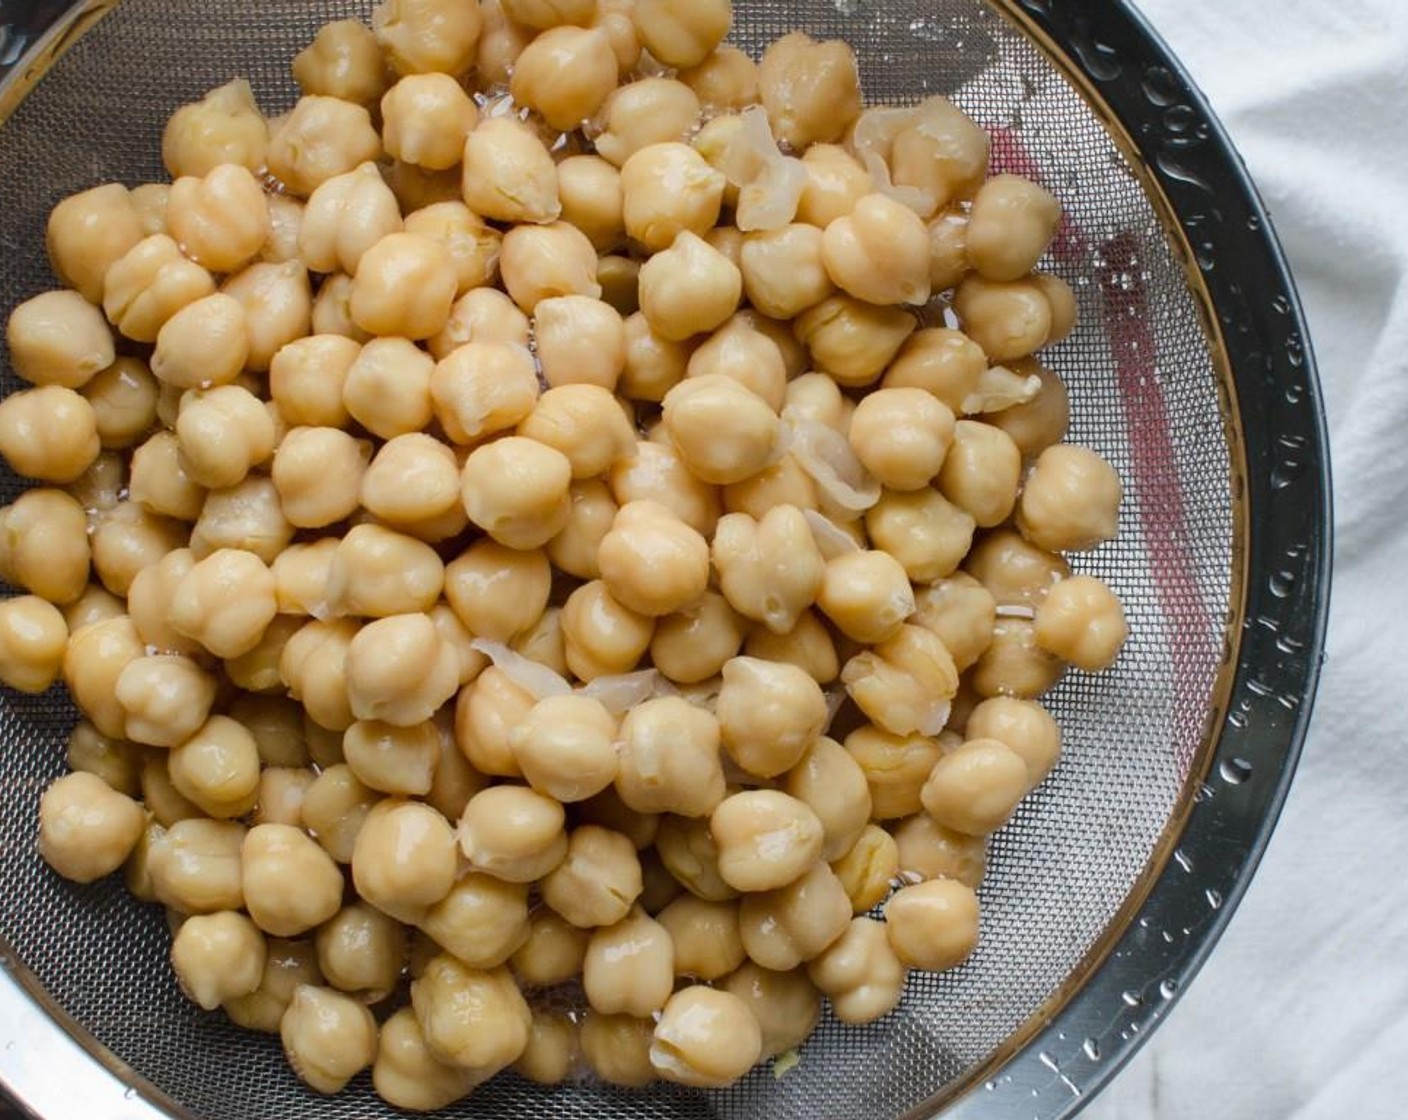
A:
102;234;215;343
927;208;970;291
241;823;345;937
841;624;959;738
717;656;828;779
89;502;188;598
631;0;727;66
311;273;371;343
461;117;561;225
555;156;625;253
615;696;724;817
267;96;382;197
738;861;851;971
343;718;440;796
560;579;654;681
454;667;532;777
508;605;567;678
281;984;378;1094
343;337;436;438
937;419;1023;528
685;313;787;410
509;25;617;130
712;790;824;894
224;938;325;1034
146;817;245;910
175;385;276;489
609;441;721;540
892;811;988;889
418;873;529;972
225;609;306;693
281;618;361;731
114;654;216;748
829;823;899;913
1033;575;1128;671
442;540;549;646
512;910;590;986
514;1010;579;1086
654;814;734;902
36;770;144;883
346;613;461;727
590;0;639;71
781;736;871;862
166;164;269;274
597;500;709;618
795;144;869;228
81;357;158;449
964;528;1070;609
374;1007;480;1110
1016;443;1123;552
168;715;262;819
847;388;957;493
45;183;144;304
431;341;539;443
758;32;861;149
62;616;144;738
262;193;305;265
793;295;916;388
680;45;758;112
293;20;387;105
744;609;840;686
460;436;573;550
378;75;478;173
711;506;825;636
162;79;268;179
302;764;378;863
0;385;100;483
661;375;779;487
967;174;1062;282
315;902;408;1002
518;385;635;482
881;327;987;414
541;825;642;928
350;232;457;339
457;784;567;883
351;798;457;922
403;202;502;297
620;143;726;255
889;95;989;212
920;736;1030;837
499;221;601;313
252;767;316;828
987;358;1070;457
0;489;90;604
583;906;674;1017
357;439;456;537
885;878;980;971
506;694;616;803
373;0;484;74
62;585;128;636
168;548;277;659
501;0;595;28
843;723;944;821
1033;272;1078;344
425;702;490;814
736;224;834;321
7;290;113;390
721;962;822;1059
299;161;404;276
865;488;975;584
172;912;267;1011
581;1012;656;1088
65;720;141;796
909;579;992;677
648;592;744;685
953;274;1052;362
387;160;465;214
822;193;932;307
271;539;338;616
64;451;126;517
592;78;701;168
808;915;907;1025
270;426;371;528
816;549;914;645
431;287;530;359
650;985;761;1089
723;454;819;520
637;230;741;342
223;260;314;372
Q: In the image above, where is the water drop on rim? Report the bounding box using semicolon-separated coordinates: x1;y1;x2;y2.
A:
1205;887;1224;910
1121;989;1142;1007
1159;979;1179;999
1082;1037;1101;1061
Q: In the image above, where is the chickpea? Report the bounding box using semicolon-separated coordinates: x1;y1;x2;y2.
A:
458;785;567;882
843;723;944;820
162;79;268;179
512;910;590;987
146;817;246;912
350;232;457;339
0;490;90;604
793;295;916;388
841;624;959;739
431;287;529;359
793;144;867;229
252;766;316;827
884;878;980;971
827;823;896;913
374;1007;480;1110
140;751;204;828
580;1011;656;1088
744;610;839;687
813;549;912;646
343;336;436;438
710;507;823;637
36;771;144;883
224;938;324;1033
952;274;1051;362
892;813;986;888
774;736;870;864
819;194;931;308
267;426;370;529
541;825;642;927
678;45;756;112
172;912;266;1011
738;861;851;971
0;385;99;483
553;156;625;253
454;667;532;777
918;736;1028;837
419;873;530;969
306;714;349;771
1016;444;1123;552
168;715;262;819
293;20;387;105
375;75;476;176
63;615;144;738
637;230;741;342
326;524;444;619
558;580;651;681
77;357;157;451
615;696;724;817
647;985;759;1088
270;539;338;616
911;574;996;671
932;419;1021;529
461;117;561;225
721;962;822;1059
508;607;567;678
281;984;378;1094
1033;575;1128;671
684;314;787;412
735;223;833;322
505;25;615;130
460;436;573;549
114;654;216;748
267;96;381;197
618;143;726;256
863;488;973;584
520;387;634;486
342;718;439;796
228;694;309;768
499;221;601;314
921;209;968;293
846;390;957;496
652;814;733;902
593;78;701;168
758;31;861;149
228;262;316;373
715;656;827;779
427;342;536;445
311;272;372;342
711;790;823;894
964;528;1070;609
62;585;127;636
888;95;987;210
986;358;1069;457
164;165;268;275
513;1010;578;1086
309;905;404;1005
6;290;112;391
45;183;144;303
402;218;497;311
608;440;721;537
349;799;457;923
583;906;674;1017
438;554;546;663
87;501;186;598
238;823;345;938
423;702;490;815
168;548;277;659
597;500;709;618
346;613;461;727
966;174;1062;282
303;765;378;864
649;591;745;685
263;194;305;264
64;720;141;797
880;329;985;415
298;162;403;275
280;618;360;731
170;385;272;491
661;376;779;489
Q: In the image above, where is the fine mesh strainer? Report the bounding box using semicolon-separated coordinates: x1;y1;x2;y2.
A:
0;1;1329;1117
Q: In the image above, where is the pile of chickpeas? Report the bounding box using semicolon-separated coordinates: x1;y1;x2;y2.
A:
3;0;1130;1106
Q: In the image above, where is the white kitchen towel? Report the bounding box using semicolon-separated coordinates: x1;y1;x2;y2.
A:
1084;2;1408;1118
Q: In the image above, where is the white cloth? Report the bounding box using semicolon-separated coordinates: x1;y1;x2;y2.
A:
1085;2;1408;1118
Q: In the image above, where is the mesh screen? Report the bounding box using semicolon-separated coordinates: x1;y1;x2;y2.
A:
0;0;1233;1117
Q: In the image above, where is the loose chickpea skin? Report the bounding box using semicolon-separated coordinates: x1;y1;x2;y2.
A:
829;822;899;913
541;825;642;928
1033;575;1128;672
0;386;100;483
293;20;387;105
303;765;379;864
114;654;216;748
985;358;1070;457
7;290;113;391
717;656;828;778
45;183;143;303
461;117;561;225
350;232;457;339
609;440;721;537
712;790;824;892
649;591;745;685
638;230;741;342
843;724;945;821
0;490;90;604
342;337;435;438
584;906;674;1017
794;295;916;388
420;873;530;969
512;910;590;987
892;813;987;888
593;79;701;168
281;985;379;1094
759;32;862;149
842;624;959;738
615;696;724;817
374;1007;480;1110
581;1012;656;1088
267;96;382;197
172;912;267;1011
458;785;568;883
1016;444;1123;552
37;771;145;883
885;878;981;971
650;985;760;1089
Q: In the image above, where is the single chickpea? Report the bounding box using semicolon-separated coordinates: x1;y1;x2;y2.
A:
712;506;826;635
387;158;465;213
7;290;114;390
591;0;639;71
343;719;440;796
967;174;1062;282
649;592;745;685
511;910;590;987
638;847;683;914
680;46;758;112
884;878;980;971
224;938;325;1034
937;420;1023;528
723;453;819;519
162;79;268;179
281;618;361;731
597;500;710;618
953;274;1052;363
350;232;457;339
0;386;100;483
454;667;533;777
1033;272;1078;343
168;715;263;819
172;912;267;1011
270;539;338;616
81;357;159;449
608;440;721;537
911;574;996;671
519;384;635;481
712;790;824;893
263;194;306;264
541;825;642;928
419;872;530;969
580;1012;656;1088
346;613;461;726
342;337;436;439
889;95;989;212
721;962;822;1059
501;0;596;28
457;785;567;883
1016;443;1123;552
1033;575;1128;671
381;74;479;172
508;694;617;803
865;488;975;584
661;375;778;487
114;654;216;748
223;260;313;372
253;767;316;828
637;230;741;342
592;78;701;168
816;549;915;645
460;436;573;550
841;624;959;738
64;451;126;518
927;209;970;291
964;528;1070;609
373;0;484;74
759;32;861;149
293;20;388;105
796;144;870;228
632;0;728;67
190;473;288;560
0;489;90;604
650;985;760;1089
620;143;726;254
65;720;141;796
654;814;735;902
168;548;277;659
821;193;932;307
316;902;408;1003
167;164;269;273
986;358;1070;457
685;313;787;410
45;183;144;303
140;752;204;828
852;390;957;494
403;202;502;297
584;906;674;1017
89;501;188;597
783;736;872;862
744;608;840;685
267;96;382;197
102;234;215;343
299;161;404;276
793;295;916;388
430;287;529;359
738;224;834;321
174;385;276;489
36;771;144;883
310;273;371;342
514;1010;579;1086
374;1007;480;1110
62;615;144;738
738;862;851;971
352;799;457;922
241;824;345;937
281;984;378;1094
560;580;654;681
717;656;828;779
615;696;724;818
270;427;371;529
843;723;944;820
499;221;601;313
881;327;988;413
556;156;625;253
431;342;539;444
461;117;561;225
443;542;549;648
424;702;491;815
892;812;987;888
302;765;379;864
596;255;636;316
644;897;740;983
510;25;617;130
147;818;245;911
62;585;128;636
830;823;900;913
920;737;1030;836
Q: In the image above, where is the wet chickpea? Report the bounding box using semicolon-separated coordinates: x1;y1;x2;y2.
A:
936;420;1022;528
884;878;980;971
460;437;573;550
65;720;141;797
712;790;824;893
242;823;345;937
889;96;989;212
985;358;1069;457
458;785;567;883
7;290;114;391
541;825;642;928
654;814;734;902
738;861;851;971
282;618;361;731
303;765;378;864
308;273;369;343
270;539;338;617
1033;575;1127;672
513;1010;578;1086
712;506;825;635
583;906;674;1017
343;337;436;439
224;938;324;1034
350;232;457;339
744;609;840;685
920;737;1029;837
926;208;970;292
169;548;277;659
443;542;549;648
911;574;996;671
964;529;1070;609
252;766;316;827
717;656;827;778
516;385;633;479
685;313;787;410
380;74;478;173
37;770;144;883
114;654;216;748
580;1011;656;1088
140;751;204;828
1016;444;1122;552
267;96;381;197
952;274;1051;362
82;358;159;449
351;799;457;922
724;453;819;520
841;624;959;738
558;580;650;680
499;221;601;314
865;488;975;584
374;1006;480;1110
306;715;349;771
270;427;370;529
796;144;870;228
400;207;499;302
759;32;861;149
636;847;682;914
556;156;625;253
162;79;268;179
615;696;724;818
417;873;528;971
830;823;899;913
816;549;914;645
702;222;743;267
0;385;100;483
509;695;617;803
638;230;741;342
649;591;745;685
166;164;269;273
90;501;188;597
226;260;315;372
65;451;126;518
342;718;439;796
103;234;214;345
808;915;906;1025
312;902;407;1004
326;524;444;617
680;45;758;111
783;736;872;862
512;910;590;987
620;143;726;255
346;613;461;727
373;0;484;74
263;194;305;264
172;912;267;1011
146;818;245;911
169;715;262;819
224;695;308;770
892;813;987;888
662;375;778;487
454;667;532;777
843;723;944;820
62;585;128;636
594;500;708;618
173;385;274;490
794;295;916;388
0;489;90;604
593;78;701;168
822;193;931;307
62;615;144;738
738;224;833;321
966;173;1062;282
650;985;760;1088
461;117;561;225
281;984;378;1094
45;183;144;303
609;441;721;539
293;20;387;105
881;328;987;413
849;388;956;493
299;162;404;276
508;25;616;131
721;962;822;1059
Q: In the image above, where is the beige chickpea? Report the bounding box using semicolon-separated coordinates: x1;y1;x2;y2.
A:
881;328;987;414
793;295;916;388
311;272;371;342
114;654;216;748
927;208;970;291
65;720;141;797
343;719;440;796
299;162;403;275
842;624;959;738
313;902;407;1003
458;785;567;883
557;156;625;252
986;358;1070;457
580;1011;656;1088
269;427;370;529
461;117;561;225
162;79;268;179
615;696;724;817
499;222;601;314
343;336;436;438
267;337;356;430
173;385;273;490
419;873;530;969
302;765;378;863
712;506;824;635
952;274;1052;363
519;386;634;482
712;790;824;893
379;75;478;173
0;490;90;604
680;45;758;111
920;736;1029;837
374;1006;480;1110
428;342;538;444
608;440;721;537
892;812;987;888
638;230;741;342
454;667;532;777
460;436;573;549
848;389;957;493
102;234;215;344
889;95;989;212
590;0;639;69
168;715;262;819
45;183;144;303
954;696;1055;789
521;297;622;393
650;591;745;685
146;818;245;911
721;962;821;1058
935;420;1022;529
638;847;683;914
964;529;1070;609
796;144;870;228
830;823;899;913
739;861;851;971
510;25;617;130
744;609;840;685
685;313;787;410
280;618;359;731
129;433;207;523
654;815;734;902
884;878;980;971
808;916;906;1025
293;20;387;105
64;451;126;518
650;985;760;1089
783;736;872;863
593;78;701;168
7;290;113;390
541;825;642;927
224;938;324;1033
387;158;466;213
619;143;726;254
270;539;339;616
373;0;484;75
62;585;128;636
758;31;861;149
350;232;457;339
0;385;100;483
631;0;727;66
651;896;742;982
865;488;974;584
514;1010;579;1086
168;548;277;658
281;984;378;1094
267;96;381;197
326;523;445;618
500;0;595;28
424;702;491;815
1033;575;1128;671
967;174;1062;282
263;193;305;265
36;771;144;883
597;500;709;618
511;910;590;987
224;260;314;372
661;375;778;487
816;549;914;645
252;766;316;827
583;906;674;1017
360;433;461;529
241;824;345;937
346;613;461;727
166;164;269;273
911;574;997;671
62;616;144;738
1016;443;1122;552
560;580;653;681
738;224;834;321
1034;272;1079;343
443;541;549;645
172;912;266;1011
81;357;158;450
88;501;187;597
822;193;932;307
843;723;944;820
716;656;828;779
351;798;457;922
598;254;640;316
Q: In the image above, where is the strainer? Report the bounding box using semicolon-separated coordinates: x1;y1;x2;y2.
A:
0;0;1329;1116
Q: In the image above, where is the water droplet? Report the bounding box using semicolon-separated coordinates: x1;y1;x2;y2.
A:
1159;979;1179;999
1206;888;1223;910
1269;569;1296;598
1276;634;1305;655
1271;294;1291;314
1247;213;1262;231
1156;150;1215;195
1060;1074;1082;1098
123;1088;138;1101
1082;1037;1101;1061
1141;65;1180;106
1163;105;1197;134
1121;989;1142;1008
1018;0;1052;15
907;16;946;41
1173;849;1194;873
1069;31;1123;81
985;1080;998;1092
1161;929;1175;943
1039;1051;1060;1073
1285;382;1305;405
